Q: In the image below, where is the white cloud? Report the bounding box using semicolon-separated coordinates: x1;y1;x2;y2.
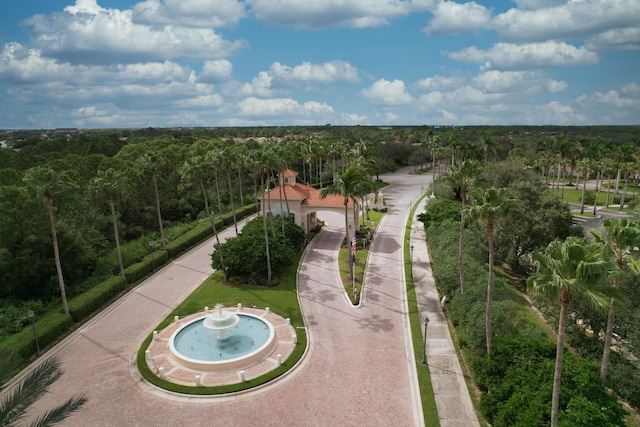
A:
132;0;246;28
445;41;599;70
246;0;433;29
238;71;277;97
237;97;335;118
510;0;565;11
24;0;246;64
233;60;360;96
585;27;640;51
361;79;414;105
269;61;359;86
492;0;640;44
199;59;233;83
472;70;567;94
340;113;368;124
417;74;466;90
423;1;492;36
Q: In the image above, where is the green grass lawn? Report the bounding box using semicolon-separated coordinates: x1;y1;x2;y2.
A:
552;186;637;211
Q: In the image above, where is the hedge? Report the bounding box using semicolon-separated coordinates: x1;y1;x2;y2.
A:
165;205;256;259
124;250;168;283
68;275;127;322
0;311;73;360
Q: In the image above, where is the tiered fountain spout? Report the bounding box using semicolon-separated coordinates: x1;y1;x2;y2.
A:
202;305;240;340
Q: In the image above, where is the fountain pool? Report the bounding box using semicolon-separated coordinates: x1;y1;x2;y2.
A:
169;312;276;371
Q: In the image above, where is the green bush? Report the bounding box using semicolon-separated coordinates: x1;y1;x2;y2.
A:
212;214;304;283
165;221;216;258
473;336;627;426
124;250;168;283
95;237;150;275
607;354;640;409
0;311;73;359
67;275;127;322
417;198;460;228
0;300;46;338
583;190;596;205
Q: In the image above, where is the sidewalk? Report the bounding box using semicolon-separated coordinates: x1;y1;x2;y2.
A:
410;202;480;427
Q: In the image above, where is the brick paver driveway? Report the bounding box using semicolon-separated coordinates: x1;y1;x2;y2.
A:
20;169;428;426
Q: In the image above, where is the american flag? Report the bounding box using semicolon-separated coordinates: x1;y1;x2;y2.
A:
351;234;357;260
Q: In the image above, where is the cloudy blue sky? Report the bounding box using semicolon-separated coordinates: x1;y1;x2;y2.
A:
0;0;638;129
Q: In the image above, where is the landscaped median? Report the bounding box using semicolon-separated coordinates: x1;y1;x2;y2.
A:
136;257;307;395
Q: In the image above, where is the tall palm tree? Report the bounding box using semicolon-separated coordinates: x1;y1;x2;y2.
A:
465;187;516;355
180;156;226;279
220;144;239;236
528;237;617;427
427;135;441;195
137;153;166;249
577;157;595;215
591;218;640;380
256;149;274;283
206;148;224;216
592;159;604;215
618;161;635;211
443;160;483;293
22;167;72;316
92;168;128;278
0;357;87;426
321;166;371;282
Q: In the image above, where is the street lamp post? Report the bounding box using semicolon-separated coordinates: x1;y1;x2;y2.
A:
421;315;430;364
410;244;414;277
28;310;40;355
150;240;155;271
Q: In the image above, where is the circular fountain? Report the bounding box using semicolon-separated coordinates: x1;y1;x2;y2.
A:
168;306;276;371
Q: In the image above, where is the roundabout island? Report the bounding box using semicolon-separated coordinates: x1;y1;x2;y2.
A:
141;304;299;389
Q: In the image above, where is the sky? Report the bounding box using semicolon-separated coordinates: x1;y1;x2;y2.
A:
0;0;639;129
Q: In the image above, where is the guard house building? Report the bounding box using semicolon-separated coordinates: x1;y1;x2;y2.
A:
257;169;361;237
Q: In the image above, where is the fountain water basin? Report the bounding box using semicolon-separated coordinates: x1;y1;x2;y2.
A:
169;310;276;372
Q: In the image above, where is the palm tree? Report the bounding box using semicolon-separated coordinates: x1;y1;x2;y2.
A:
591;218;640;380
220;144;239;236
465;187;516;355
481;134;497;164
443;160;483;293
256;149;274;283
321;166;371;282
618;161;635;211
137;153;166;249
427;135;440;195
92;168;128;278
206;148;224;216
528;237;617;427
0;357;87;427
592;160;604;215
180;156;226;279
22;167;72;316
577;157;595;215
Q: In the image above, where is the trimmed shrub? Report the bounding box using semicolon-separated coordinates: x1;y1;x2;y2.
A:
68;275;127;322
165;221;216;258
124;250;168;283
0;311;73;359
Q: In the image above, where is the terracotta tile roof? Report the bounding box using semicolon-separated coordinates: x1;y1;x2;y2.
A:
280;169;298;178
258;183;354;207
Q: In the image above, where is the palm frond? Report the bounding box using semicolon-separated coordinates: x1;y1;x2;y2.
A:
26;393;87;427
0;358;61;427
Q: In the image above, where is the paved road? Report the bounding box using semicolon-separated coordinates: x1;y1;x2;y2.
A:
14;168;476;426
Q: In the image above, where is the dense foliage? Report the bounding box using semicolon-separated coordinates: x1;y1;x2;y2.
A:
211;214;306;284
421;148;640;424
473;336;627;426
